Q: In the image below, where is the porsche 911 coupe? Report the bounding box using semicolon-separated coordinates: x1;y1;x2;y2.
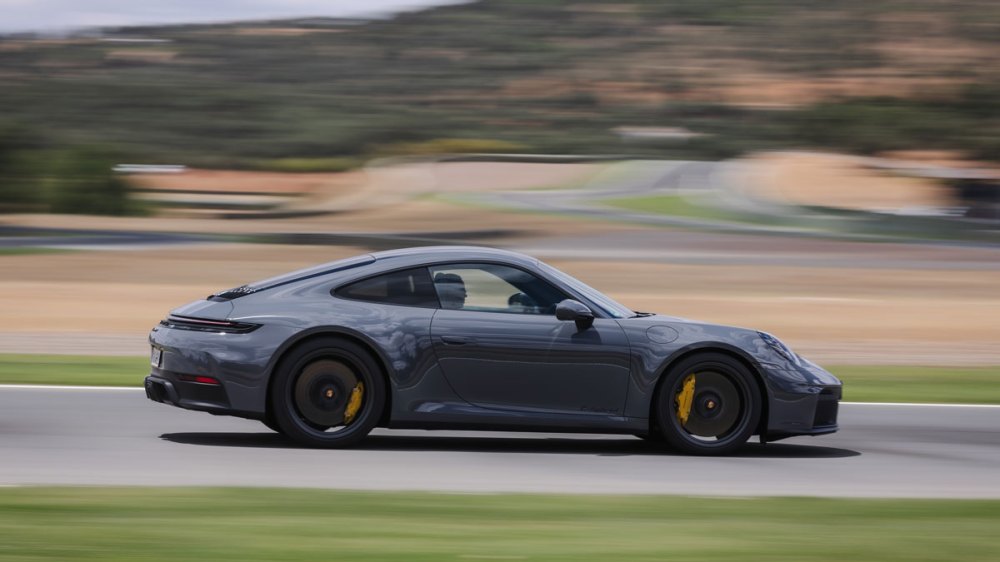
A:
145;246;841;455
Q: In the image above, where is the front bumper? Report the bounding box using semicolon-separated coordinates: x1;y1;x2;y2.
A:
761;360;842;442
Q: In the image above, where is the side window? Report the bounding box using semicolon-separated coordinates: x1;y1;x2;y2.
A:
335;267;439;308
429;263;568;315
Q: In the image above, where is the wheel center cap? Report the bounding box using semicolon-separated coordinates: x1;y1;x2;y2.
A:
695;392;723;419
324;388;335;399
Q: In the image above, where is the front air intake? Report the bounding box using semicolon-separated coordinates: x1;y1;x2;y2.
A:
813;392;840;428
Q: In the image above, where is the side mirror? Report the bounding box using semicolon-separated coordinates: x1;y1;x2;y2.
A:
556;299;594;331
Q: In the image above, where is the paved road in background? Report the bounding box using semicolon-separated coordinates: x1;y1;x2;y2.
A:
470;160;718;216
2;387;998;498
0;227;213;251
514;230;1000;270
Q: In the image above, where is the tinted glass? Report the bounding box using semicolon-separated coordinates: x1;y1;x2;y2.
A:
429;263;567;315
336;267;439;308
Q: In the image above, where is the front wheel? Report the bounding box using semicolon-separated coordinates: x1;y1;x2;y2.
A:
270;337;385;448
655;353;761;455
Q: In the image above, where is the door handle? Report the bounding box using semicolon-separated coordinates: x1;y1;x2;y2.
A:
440;335;475;345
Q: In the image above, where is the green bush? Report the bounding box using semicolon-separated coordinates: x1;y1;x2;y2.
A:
254;156;361;173
0;152;45;211
790;96;991;155
376;138;528;157
1;130;145;216
0;127;46;211
45;147;144;216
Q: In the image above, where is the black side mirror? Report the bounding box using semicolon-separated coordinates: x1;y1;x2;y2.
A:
556;299;594;331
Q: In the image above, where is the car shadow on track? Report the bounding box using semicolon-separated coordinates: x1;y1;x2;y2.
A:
159;432;860;458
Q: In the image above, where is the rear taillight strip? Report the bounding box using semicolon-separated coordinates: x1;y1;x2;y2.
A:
160;315;260;334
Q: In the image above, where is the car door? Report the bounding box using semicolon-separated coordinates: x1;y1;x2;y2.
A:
428;262;630;416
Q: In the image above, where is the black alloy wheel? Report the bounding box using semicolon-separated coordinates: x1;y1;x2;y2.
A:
655;353;761;455
270;337;385;448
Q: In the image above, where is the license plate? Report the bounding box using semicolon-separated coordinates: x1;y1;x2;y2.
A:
150;347;162;368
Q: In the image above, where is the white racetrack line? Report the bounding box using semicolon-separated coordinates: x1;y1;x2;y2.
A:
0;384;999;408
0;384;142;391
842;401;1000;408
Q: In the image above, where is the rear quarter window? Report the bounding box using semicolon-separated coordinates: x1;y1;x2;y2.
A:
334;267;439;308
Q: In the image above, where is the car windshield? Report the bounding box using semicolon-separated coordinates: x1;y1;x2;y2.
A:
537;261;634;319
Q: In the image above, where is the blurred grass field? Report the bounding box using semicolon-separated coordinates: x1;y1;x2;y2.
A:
0;354;998;404
605;194;738;222
1;487;998;562
0;354;146;387
832;365;1000;404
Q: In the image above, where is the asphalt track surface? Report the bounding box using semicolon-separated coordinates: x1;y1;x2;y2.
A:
2;387;999;498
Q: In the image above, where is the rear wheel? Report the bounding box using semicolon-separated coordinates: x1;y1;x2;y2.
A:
655;353;760;455
261;415;283;434
270;337;385;448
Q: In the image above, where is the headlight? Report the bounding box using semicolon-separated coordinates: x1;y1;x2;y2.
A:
758;331;800;366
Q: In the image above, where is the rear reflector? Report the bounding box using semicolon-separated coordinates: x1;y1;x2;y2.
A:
178;374;221;386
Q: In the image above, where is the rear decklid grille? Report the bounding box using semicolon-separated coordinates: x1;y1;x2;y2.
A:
210;285;258;300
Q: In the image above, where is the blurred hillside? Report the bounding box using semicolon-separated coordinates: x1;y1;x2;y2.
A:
1;0;998;169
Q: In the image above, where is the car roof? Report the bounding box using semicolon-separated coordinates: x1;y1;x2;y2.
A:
369;245;539;268
211;246;545;301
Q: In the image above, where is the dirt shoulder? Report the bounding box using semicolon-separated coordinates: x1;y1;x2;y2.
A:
2;245;997;365
742;152;954;212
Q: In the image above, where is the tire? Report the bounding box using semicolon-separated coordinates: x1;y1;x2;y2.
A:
270;337;386;448
655;353;761;456
261;414;283;434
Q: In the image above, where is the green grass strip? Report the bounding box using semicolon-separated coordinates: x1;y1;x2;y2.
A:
828;365;1000;404
0;354;148;387
0;354;997;405
0;247;75;256
0;488;998;561
603;194;738;222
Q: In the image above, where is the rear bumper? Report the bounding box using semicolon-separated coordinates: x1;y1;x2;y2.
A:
145;372;260;420
147;321;297;417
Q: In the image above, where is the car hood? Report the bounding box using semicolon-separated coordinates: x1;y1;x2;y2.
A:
620;313;750;333
617;312;764;350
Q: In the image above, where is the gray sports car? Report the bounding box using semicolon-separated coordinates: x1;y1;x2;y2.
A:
145;246;841;455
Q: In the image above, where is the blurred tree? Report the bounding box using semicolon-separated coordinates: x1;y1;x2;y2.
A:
46;147;142;216
377;138;528;157
0;125;45;212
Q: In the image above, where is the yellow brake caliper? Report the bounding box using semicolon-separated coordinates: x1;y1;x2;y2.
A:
343;382;364;424
676;374;696;426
